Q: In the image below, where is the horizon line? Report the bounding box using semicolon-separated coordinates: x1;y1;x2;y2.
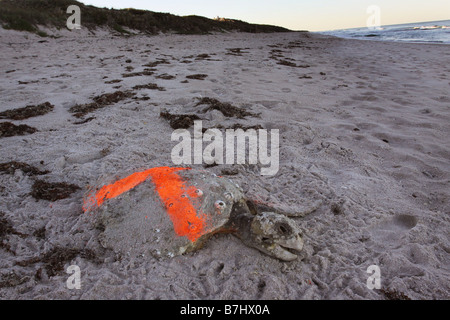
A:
315;18;450;33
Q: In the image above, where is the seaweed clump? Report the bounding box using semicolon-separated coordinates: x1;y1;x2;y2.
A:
30;180;81;201
41;247;97;277
195;97;259;119
0;211;24;254
0;102;54;120
143;59;170;68
0;161;49;176
186;74;208;80
0;122;37;138
160;110;201;129
133;83;166;91
379;288;412;300
0;212;15;241
122;69;155;78
16;246;99;278
69;90;135;118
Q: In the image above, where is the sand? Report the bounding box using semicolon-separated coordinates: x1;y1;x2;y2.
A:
0;26;449;300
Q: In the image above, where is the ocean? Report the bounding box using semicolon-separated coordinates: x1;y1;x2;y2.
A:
319;19;450;44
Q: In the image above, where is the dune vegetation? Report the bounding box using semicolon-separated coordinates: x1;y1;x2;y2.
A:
0;0;291;36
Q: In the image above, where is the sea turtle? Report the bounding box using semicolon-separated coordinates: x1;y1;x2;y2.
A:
83;167;304;261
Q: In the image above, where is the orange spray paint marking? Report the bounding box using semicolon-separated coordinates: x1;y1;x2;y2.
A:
83;167;207;242
147;167;206;242
84;169;155;210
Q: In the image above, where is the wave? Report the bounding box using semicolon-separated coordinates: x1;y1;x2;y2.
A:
413;25;450;30
319;20;450;44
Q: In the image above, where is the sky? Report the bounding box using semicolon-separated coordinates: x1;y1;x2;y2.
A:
78;0;450;31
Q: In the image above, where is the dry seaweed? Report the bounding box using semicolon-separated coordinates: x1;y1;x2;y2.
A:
132;96;151;101
0;211;25;254
18;80;39;85
156;73;176;80
0;102;54;120
122;69;155;78
73;116;96;125
160;110;201;129
226;123;263;130
16;246;99;278
195;97;259;119
195;53;211;60
220;167;239;176
41;247;97;277
0;212;15;240
203;163;218;168
30;180;81;201
186;74;208;80
330;200;345;215
69;90;135;118
133;83;166;91
0;272;28;288
379;288;412;300
143;59;170;67
269;49;285;59
0;161;49;176
277;59;297;67
0;122;37;138
203;123;264;132
33;226;46;240
274;58;310;68
226;48;248;56
92;91;134;105
104;79;122;84
285;40;306;49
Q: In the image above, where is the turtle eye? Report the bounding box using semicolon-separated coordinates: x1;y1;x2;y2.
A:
215;200;226;210
276;223;292;235
195;189;203;196
224;192;233;201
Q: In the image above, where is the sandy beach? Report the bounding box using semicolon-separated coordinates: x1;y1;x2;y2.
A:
0;26;449;300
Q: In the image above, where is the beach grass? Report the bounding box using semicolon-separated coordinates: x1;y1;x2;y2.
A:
0;0;291;35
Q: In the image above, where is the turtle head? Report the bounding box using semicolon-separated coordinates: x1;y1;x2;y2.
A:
249;212;303;261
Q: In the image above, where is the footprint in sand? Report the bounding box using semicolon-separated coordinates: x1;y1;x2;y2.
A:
350;94;378;102
370;214;418;247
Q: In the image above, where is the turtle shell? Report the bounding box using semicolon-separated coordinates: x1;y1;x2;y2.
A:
83;167;244;258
